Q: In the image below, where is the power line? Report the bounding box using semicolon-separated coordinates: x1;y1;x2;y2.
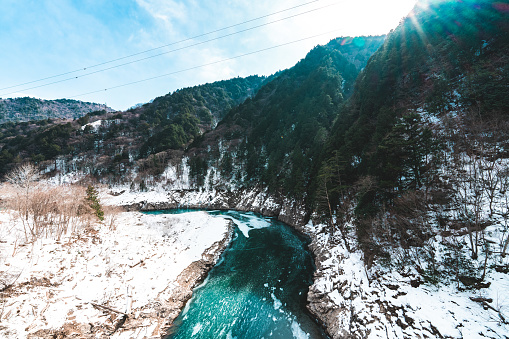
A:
1;1;338;97
0;0;322;92
68;29;343;99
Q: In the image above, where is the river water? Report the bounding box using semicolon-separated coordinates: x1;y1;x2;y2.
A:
151;210;328;339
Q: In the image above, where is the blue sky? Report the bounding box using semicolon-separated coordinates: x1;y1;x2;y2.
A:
0;0;417;110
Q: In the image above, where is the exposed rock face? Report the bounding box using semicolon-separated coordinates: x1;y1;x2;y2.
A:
158;223;234;335
305;241;358;339
122;188;309;228
306;243;342;339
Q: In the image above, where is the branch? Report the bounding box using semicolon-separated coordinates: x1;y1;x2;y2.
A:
469;297;507;324
90;302;127;316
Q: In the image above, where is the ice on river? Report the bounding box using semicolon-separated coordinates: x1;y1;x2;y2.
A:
226;211;272;238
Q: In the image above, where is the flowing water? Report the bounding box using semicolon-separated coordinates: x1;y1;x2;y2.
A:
152;210;328;339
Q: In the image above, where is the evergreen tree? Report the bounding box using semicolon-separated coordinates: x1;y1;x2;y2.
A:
86;185;104;221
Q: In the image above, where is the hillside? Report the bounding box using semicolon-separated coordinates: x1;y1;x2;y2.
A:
133;75;266;157
90;1;508;336
0;97;114;124
320;0;509;252
0;76;266;177
325;35;386;74
185;36;385;197
303;1;509;336
0;37;383;183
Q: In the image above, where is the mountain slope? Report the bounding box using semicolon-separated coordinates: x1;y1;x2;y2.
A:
0;36;385;181
326;0;508;168
317;0;509;270
0;76;266;177
0;97;114;124
303;2;509;337
186;36;385;197
1;3;508;337
134;75;266;157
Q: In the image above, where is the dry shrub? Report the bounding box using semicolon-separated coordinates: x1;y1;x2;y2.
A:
388;190;432;248
6;184;94;242
102;205;124;231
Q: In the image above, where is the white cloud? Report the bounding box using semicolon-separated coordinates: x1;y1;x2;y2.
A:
0;0;417;110
135;0;190;38
191;48;237;83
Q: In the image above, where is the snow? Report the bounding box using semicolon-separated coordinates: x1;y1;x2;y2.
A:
80;119;103;131
230;212;272;238
0;209;229;338
290;319;309;339
162;157;191;190
305;219;509;339
3;136;509;339
101;180;306;225
271;292;283;310
295;107;509;338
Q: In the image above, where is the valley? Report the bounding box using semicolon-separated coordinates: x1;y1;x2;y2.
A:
1;0;508;338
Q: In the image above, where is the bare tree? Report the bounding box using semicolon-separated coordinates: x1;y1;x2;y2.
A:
6;163;40;241
481;157;500;217
498;167;509;257
6;163;40;202
448;116;489;261
5;163;94;242
317;154;352;252
454;150;484;259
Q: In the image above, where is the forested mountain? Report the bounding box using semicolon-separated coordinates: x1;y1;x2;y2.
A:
175;0;509;280
134;75;266;157
318;0;509;263
186;36;385;196
0;37;383;181
0;76;265;176
0;97;113;124
2;1;508;337
325;35;386;74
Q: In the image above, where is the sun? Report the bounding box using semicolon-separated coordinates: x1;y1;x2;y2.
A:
336;0;419;36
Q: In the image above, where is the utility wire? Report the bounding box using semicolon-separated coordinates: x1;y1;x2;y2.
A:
1;2;338;97
68;29;343;99
0;0;322;92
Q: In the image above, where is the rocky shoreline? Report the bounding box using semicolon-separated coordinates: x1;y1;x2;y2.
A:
120;188;309;228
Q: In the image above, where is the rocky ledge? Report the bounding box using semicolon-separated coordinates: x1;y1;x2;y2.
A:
119;188;309;228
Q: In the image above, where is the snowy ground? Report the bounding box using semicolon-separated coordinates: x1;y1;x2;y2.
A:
3;178;508;338
305;222;509;339
0;209;229;338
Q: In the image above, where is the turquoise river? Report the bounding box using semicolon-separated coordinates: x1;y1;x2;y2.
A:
150;210;329;339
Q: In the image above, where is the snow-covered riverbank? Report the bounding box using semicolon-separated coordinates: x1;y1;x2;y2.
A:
105;187;509;339
0;209;231;338
3;183;508;339
304;221;509;339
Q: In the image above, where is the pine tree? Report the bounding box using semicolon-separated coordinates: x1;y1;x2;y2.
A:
86;185;104;221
